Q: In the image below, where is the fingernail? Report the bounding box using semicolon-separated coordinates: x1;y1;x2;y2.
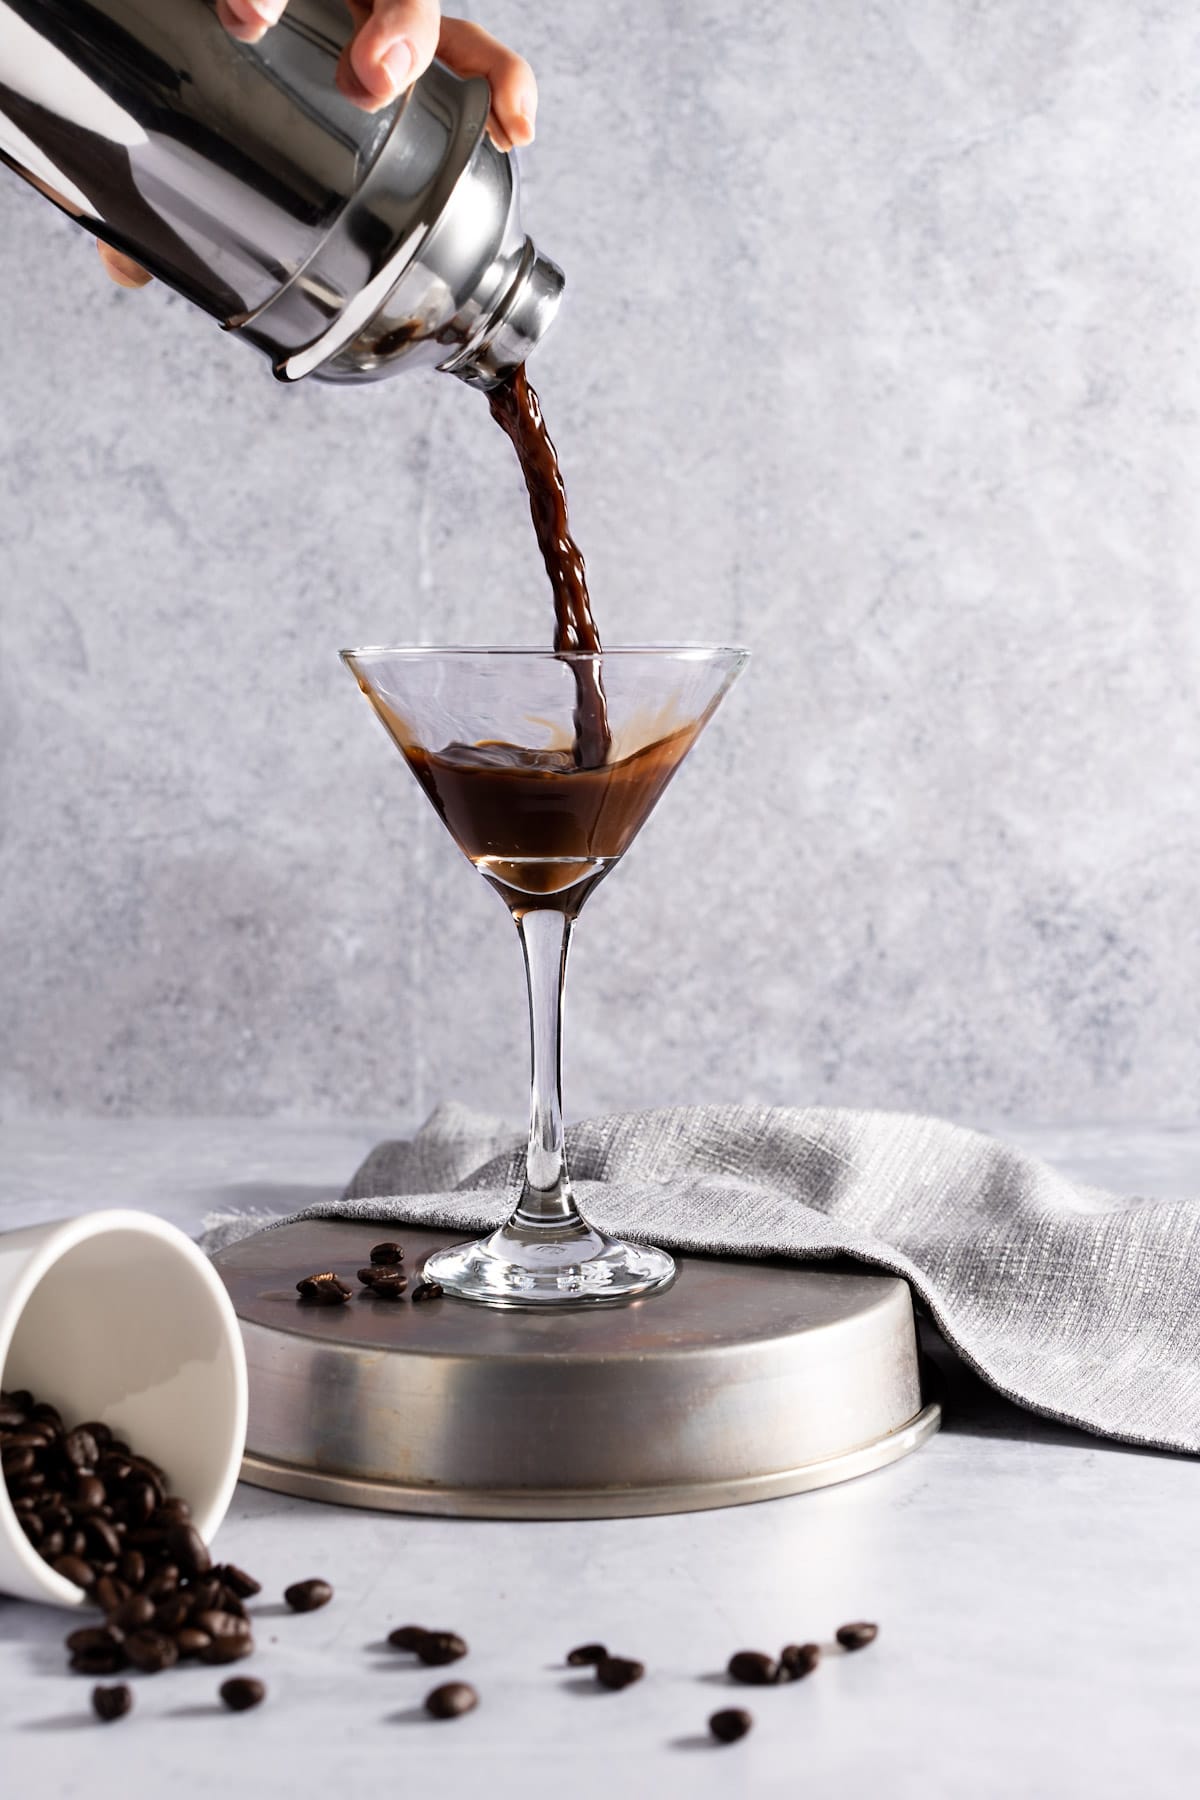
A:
517;87;537;132
381;38;414;91
251;0;287;21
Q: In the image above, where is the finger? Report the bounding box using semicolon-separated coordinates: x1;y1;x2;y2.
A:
97;242;153;289
216;0;287;45
437;17;536;148
335;0;440;112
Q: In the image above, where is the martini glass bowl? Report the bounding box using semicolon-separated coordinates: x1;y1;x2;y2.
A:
341;644;748;1308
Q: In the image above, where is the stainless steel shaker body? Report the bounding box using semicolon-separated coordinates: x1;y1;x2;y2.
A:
0;0;562;384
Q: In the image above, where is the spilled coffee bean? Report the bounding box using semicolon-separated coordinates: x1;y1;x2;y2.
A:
425;1681;478;1719
284;1578;333;1613
411;1279;444;1303
778;1642;821;1681
836;1622;878;1652
296;1272;353;1306
388;1624;430;1652
727;1651;777;1686
92;1683;133;1723
595;1655;644;1690
358;1269;408;1299
220;1676;267;1712
417;1630;467;1666
0;1384;265;1704
709;1707;752;1744
369;1242;405;1265
566;1642;607;1666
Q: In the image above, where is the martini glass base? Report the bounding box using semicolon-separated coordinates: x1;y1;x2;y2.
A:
424;1224;677;1311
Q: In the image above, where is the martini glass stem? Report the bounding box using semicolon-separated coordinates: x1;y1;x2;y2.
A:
512;908;589;1234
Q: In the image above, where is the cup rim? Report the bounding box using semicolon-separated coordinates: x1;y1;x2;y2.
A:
0;1209;248;1609
340;642;751;664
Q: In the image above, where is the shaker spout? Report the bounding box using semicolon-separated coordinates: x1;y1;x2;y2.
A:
441;240;566;391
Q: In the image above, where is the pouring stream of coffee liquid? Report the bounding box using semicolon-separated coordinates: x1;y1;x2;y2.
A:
486;366;611;767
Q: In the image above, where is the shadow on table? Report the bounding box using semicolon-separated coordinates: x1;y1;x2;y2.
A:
919;1323;1186;1461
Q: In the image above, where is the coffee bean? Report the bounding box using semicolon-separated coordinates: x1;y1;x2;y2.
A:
388;1625;428;1652
2;1446;34;1478
40;1530;65;1558
198;1633;254;1665
118;1550;146;1589
360;1271;407;1299
369;1242;404;1265
215;1564;262;1600
66;1626;125;1656
31;1402;63;1429
411;1279;444;1303
94;1574;130;1613
62;1427;99;1471
19;1514;43;1544
218;1593;249;1621
835;1622;878;1652
176;1628;213;1657
86;1519;124;1564
709;1708;753;1744
727;1651;777;1686
65;1530;89;1559
72;1475;107;1515
196;1610;248;1640
167;1522;211;1579
778;1643;821;1682
296;1272;353;1306
71;1646;127;1677
418;1631;467;1666
144;1564;180;1600
124;1631;179;1675
284;1578;332;1613
220;1677;266;1712
425;1681;477;1719
52;1554;96;1590
154;1595;192;1634
92;1682;133;1723
154;1494;191;1522
110;1595;156;1632
566;1642;607;1666
596;1656;645;1690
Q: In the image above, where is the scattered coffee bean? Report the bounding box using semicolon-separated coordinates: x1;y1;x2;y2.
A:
566;1643;608;1666
836;1622;879;1652
388;1625;429;1652
67;1625;124;1656
220;1676;267;1712
92;1683;133;1723
359;1270;408;1299
71;1645;127;1676
418;1631;467;1666
411;1279;444;1303
709;1707;752;1743
778;1643;821;1681
295;1272;353;1306
727;1651;777;1686
369;1242;405;1265
215;1564;262;1600
175;1627;213;1658
425;1681;478;1719
284;1578;333;1613
596;1656;645;1690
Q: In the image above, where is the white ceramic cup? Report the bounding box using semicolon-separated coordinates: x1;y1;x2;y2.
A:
0;1209;248;1607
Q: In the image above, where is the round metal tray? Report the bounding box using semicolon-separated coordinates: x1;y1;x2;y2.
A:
213;1220;939;1519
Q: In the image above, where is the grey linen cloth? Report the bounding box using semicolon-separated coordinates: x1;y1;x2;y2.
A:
205;1101;1200;1455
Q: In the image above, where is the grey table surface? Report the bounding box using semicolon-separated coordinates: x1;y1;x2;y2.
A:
0;1116;1197;1799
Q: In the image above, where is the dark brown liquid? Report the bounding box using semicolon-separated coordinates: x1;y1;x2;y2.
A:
378;725;699;916
487;366;611;768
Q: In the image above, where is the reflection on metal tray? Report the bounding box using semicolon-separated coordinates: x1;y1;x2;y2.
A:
213;1220;940;1519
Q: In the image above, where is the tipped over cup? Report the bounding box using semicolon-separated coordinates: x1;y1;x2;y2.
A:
0;1210;248;1607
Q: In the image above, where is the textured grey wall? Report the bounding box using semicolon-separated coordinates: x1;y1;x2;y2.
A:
2;1;1199;1126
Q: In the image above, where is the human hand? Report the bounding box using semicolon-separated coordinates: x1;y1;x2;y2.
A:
98;3;536;288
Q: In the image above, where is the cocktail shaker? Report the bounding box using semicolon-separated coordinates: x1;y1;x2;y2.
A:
0;0;563;386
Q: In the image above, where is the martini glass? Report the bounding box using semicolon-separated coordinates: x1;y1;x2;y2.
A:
340;645;748;1308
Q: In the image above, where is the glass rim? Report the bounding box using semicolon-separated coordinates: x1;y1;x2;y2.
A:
339;642;750;663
